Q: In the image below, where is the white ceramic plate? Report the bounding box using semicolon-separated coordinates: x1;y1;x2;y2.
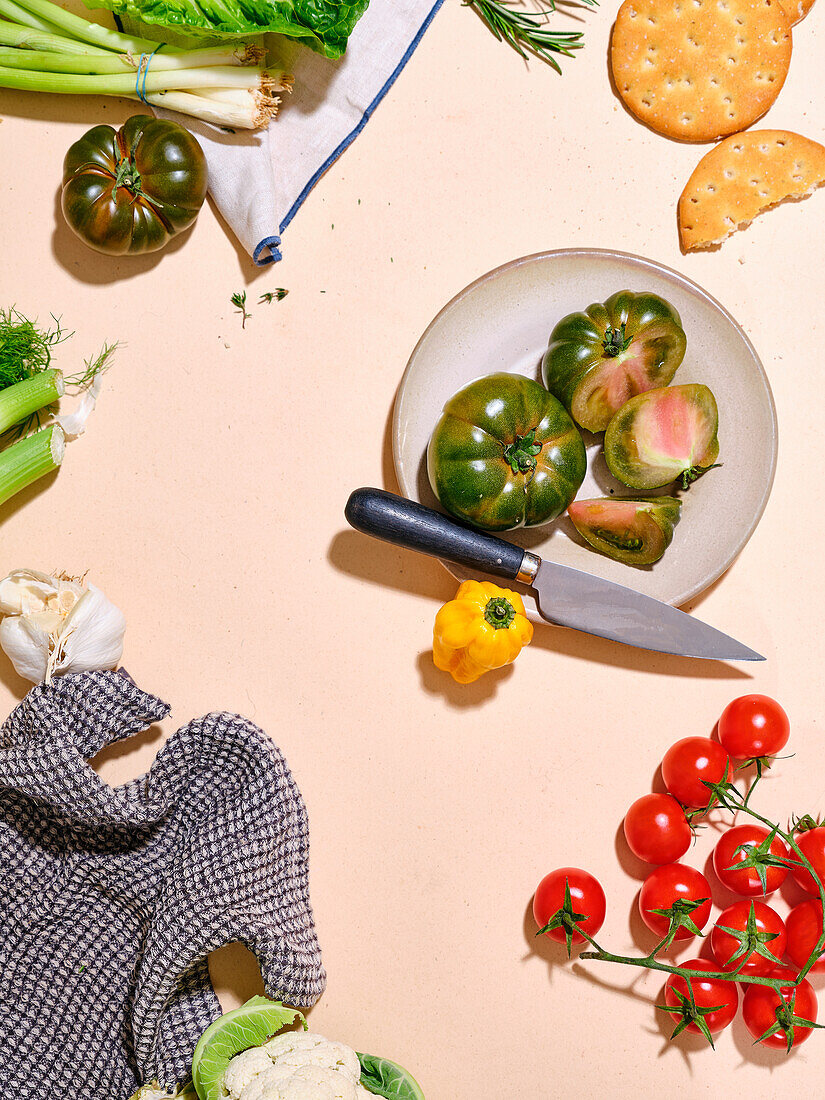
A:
393;249;777;612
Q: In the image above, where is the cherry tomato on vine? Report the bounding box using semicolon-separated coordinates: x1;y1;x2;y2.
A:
710;900;786;977
717;695;790;760
742;968;818;1050
664;959;739;1036
661;736;732;808
639;863;712;941
712;825;789;897
623;793;691;865
533;867;606;947
790;823;825;896
786;900;825;973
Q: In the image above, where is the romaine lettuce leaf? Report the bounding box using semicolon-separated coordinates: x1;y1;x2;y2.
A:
86;0;370;57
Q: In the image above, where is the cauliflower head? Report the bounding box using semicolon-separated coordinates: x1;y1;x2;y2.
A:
222;1031;374;1100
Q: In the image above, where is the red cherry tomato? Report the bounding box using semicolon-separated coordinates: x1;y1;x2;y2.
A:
742;967;818;1049
710;900;786;977
712;825;789;897
790;826;825;896
717;695;790;760
786;900;825;974
638;863;712;940
533;867;606;947
623;793;691;865
661;736;732;808
664;958;739;1035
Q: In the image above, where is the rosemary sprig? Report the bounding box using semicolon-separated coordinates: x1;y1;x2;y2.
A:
464;0;598;73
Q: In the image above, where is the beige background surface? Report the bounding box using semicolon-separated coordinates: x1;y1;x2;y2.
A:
1;0;824;1096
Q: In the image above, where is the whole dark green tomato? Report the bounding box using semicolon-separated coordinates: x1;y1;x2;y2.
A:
427;372;586;531
61;115;208;256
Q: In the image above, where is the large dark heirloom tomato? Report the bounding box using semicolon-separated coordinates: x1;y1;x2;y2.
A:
427;372;586;532
61;115;208;256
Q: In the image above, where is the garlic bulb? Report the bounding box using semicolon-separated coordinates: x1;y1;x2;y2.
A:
0;568;126;684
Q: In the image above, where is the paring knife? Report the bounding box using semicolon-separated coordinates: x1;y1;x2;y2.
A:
345;488;764;663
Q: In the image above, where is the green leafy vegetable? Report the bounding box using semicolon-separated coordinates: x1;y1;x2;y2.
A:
465;0;598;72
84;0;371;58
259;289;289;303
358;1052;426;1099
191;996;305;1100
0;308;70;390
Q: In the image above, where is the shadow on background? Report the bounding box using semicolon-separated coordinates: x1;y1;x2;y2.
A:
90;723;165;774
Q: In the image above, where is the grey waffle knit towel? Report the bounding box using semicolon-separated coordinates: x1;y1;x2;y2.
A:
0;670;326;1098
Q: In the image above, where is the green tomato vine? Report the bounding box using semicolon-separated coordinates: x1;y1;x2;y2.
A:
539;767;825;1052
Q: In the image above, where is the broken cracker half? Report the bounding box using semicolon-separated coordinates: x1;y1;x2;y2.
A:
779;0;815;24
678;129;825;250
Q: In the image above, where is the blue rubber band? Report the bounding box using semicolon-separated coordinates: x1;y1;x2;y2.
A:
135;44;163;104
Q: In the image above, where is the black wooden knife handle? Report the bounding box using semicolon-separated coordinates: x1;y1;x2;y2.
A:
345;488;527;581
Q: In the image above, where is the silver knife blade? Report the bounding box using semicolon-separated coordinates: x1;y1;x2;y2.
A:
530;559;764;662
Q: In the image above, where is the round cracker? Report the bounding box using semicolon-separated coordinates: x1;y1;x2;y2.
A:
779;0;815;24
611;0;793;142
678;129;825;249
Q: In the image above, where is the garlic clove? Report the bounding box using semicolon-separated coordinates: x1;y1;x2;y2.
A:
0;568;62;616
0;614;50;682
49;584;126;680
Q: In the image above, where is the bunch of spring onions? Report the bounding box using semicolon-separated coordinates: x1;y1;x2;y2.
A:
0;309;114;512
0;0;291;128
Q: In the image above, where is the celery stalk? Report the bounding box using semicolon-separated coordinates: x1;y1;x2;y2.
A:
0;369;63;435
0;424;64;508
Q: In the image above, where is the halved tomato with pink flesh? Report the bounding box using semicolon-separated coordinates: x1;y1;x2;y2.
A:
568;497;681;565
604;384;720;491
542;290;687;433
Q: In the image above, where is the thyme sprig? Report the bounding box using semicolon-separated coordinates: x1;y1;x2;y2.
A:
464;0;598;73
230;291;251;328
259;289;288;304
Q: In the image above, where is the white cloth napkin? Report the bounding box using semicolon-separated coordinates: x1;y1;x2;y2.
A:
158;0;442;264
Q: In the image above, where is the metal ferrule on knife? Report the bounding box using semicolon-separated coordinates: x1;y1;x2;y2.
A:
516;552;541;585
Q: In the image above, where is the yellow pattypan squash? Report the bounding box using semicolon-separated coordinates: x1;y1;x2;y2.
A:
433;580;533;684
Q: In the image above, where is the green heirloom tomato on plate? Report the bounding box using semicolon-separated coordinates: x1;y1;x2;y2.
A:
427;372;586;531
61;115;208;256
568;497;682;566
542;290;687;432
604;384;720;490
